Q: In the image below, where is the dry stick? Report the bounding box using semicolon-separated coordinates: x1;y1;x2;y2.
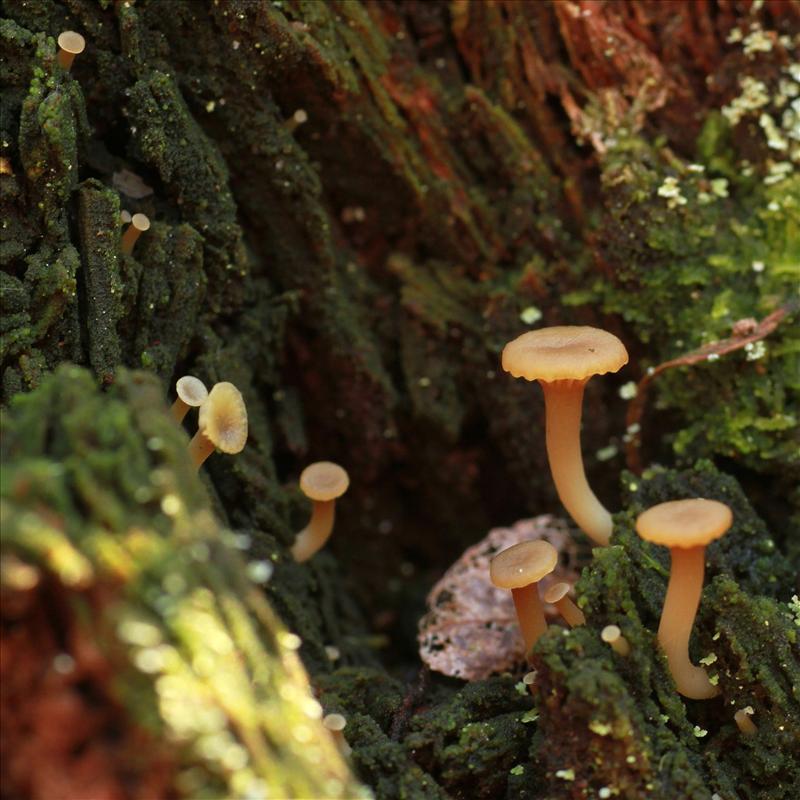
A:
625;300;798;474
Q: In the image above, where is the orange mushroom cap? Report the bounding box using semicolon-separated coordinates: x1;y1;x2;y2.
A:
57;31;85;57
636;498;732;549
490;540;558;590
300;462;350;502
543;582;571;604
502;326;628;383
198;382;248;454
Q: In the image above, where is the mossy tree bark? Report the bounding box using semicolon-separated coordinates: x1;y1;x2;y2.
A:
1;1;798;798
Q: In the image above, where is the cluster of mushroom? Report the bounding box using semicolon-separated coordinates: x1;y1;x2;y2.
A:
490;325;737;705
171;377;350;562
170;376;248;470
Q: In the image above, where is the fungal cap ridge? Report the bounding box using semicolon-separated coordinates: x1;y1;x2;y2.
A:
58;31;85;55
502;326;628;383
131;212;150;232
176;375;208;407
300;462;349;501
543;582;571;604
636;498;733;548
198;382;248;453
601;624;622;643
490;540;558;589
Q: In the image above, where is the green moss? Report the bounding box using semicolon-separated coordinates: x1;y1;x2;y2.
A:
531;464;799;799
572;109;799;480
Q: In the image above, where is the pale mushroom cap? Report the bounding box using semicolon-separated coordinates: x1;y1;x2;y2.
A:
502;326;628;382
601;624;622;643
300;462;349;501
543;582;571;604
490;540;558;589
58;31;86;55
176;375;208;407
198;382;248;454
323;713;347;732
635;498;733;548
131;212;150;232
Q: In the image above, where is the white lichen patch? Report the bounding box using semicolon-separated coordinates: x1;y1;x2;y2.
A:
596;444;618;462
589;720;613;736
657;176;687;208
722;76;770;126
519;306;543;325
742;28;773;57
745;341;767;361
764;161;793;185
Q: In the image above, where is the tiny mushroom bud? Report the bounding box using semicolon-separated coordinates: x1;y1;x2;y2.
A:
490;540;558;654
502;326;628;546
120;212;150;255
171;376;208;423
734;707;757;735
636;498;732;700
291;462;350;562
544;582;585;628
323;713;351;756
187;382;248;470
57;31;85;71
601;624;630;656
120;209;132;225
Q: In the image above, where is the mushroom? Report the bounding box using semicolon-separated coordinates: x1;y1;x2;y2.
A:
120;212;150;255
187;382;248;470
291;462;350;562
544;582;585;627
734;707;757;735
171;376;209;423
601;624;630;656
323;713;351;756
57;31;85;71
120;210;132;225
635;498;732;700
490;540;558;653
502;326;628;546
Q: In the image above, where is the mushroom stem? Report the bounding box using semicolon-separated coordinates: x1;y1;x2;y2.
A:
171;397;190;423
57;32;85;71
120;213;150;255
734;708;757;735
541;379;611;546
511;583;547;653
188;430;215;470
659;545;719;700
554;596;585;628
291;500;335;563
601;625;630;656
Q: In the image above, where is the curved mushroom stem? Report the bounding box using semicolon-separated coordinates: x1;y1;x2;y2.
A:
511;583;548;653
171;397;190;424
292;500;335;562
659;545;720;699
734;708;757;735
188;431;215;470
554;596;585;628
540;379;612;546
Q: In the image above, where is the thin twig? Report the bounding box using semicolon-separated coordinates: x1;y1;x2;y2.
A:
625;300;798;474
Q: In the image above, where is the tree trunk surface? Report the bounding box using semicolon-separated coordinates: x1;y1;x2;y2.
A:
1;1;798;798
